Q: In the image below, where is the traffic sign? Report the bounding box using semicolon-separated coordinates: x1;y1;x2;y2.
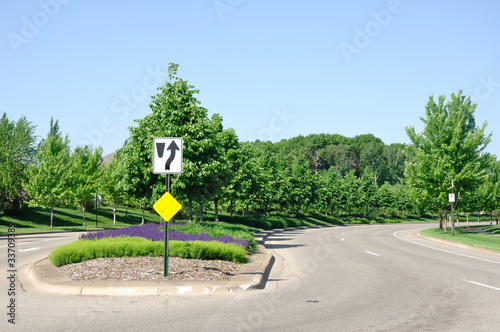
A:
153;137;183;174
153;192;182;222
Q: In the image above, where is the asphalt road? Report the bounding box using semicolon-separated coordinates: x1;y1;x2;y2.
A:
2;224;500;331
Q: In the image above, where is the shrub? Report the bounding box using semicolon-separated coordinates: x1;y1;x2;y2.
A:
80;222;251;250
49;237;247;267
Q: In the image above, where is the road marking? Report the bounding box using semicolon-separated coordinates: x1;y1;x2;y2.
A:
341;238;345;242
463;279;500;291
19;248;39;252
394;230;500;265
0;241;36;249
366;251;380;256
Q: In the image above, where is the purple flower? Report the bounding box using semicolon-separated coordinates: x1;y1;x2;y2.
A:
79;223;249;248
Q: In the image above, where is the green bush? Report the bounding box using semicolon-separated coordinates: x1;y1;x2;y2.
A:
49;237;247;267
170;221;258;253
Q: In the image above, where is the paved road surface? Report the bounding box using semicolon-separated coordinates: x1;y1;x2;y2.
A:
2;224;499;331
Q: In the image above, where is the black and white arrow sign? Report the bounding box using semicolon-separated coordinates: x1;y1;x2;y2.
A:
153;137;183;174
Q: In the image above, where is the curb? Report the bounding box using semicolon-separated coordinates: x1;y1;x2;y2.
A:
19;237;275;297
18;224;337;296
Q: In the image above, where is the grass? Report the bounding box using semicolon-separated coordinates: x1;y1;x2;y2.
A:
0;205;163;235
482;225;500;234
420;227;500;252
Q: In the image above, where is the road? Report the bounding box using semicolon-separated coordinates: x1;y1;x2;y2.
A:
2;224;500;331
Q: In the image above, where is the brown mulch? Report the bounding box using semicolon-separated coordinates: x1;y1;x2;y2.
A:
58;256;240;281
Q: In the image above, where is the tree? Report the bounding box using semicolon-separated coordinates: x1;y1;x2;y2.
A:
25;132;70;228
67;146;103;227
359;141;386;186
0;113;37;211
405;91;491;230
99;151;124;226
358;168;379;217
289;156;314;213
120;63;235;223
383;143;406;184
321;144;352;177
340;170;360;216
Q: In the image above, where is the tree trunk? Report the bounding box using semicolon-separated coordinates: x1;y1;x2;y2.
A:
141;207;145;225
113;205;117;227
246;203;249;216
199;202;204;223
490;211;493;225
50;204;54;229
438;210;443;230
214;198;219;222
229;200;233;217
444;210;448;231
125;205;128;218
188;198;193;223
82;206;86;228
467;212;469;227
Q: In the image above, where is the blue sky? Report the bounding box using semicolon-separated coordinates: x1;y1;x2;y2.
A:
1;0;499;158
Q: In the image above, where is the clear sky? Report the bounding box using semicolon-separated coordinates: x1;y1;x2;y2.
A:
1;0;499;158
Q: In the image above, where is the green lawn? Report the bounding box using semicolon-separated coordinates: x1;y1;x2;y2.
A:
420;227;500;252
1;204;441;236
0;206;162;234
482;225;500;234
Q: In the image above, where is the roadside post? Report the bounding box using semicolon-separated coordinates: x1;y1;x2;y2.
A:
153;137;183;276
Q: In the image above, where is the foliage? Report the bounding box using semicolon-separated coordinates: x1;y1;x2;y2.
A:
67;145;103;226
0;113;37;211
405;91;491;227
119;63;237;222
48;236;246;266
99;150;124;226
25;131;71;228
79;222;250;248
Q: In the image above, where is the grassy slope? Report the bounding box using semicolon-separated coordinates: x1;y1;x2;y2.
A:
0;206;162;234
420;227;500;252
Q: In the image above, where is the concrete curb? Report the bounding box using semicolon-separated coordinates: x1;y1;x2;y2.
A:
19;234;276;296
18;224;338;296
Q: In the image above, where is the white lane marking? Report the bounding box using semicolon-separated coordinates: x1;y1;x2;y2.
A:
341;238;345;242
366;251;380;256
19;248;39;252
463;279;500;291
0;241;36;249
394;230;500;265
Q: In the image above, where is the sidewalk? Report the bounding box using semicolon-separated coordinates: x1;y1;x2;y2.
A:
18;229;285;296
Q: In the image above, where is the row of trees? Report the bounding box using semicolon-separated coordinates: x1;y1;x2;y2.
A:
0;115;102;228
1;64;498;228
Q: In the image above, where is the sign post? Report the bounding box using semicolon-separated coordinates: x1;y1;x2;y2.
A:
153;137;183;277
449;181;455;236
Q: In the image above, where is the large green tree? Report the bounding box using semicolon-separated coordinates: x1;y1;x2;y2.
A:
405;90;491;230
99;150;125;226
25;132;71;228
67;146;103;227
120;63;236;222
0;113;37;211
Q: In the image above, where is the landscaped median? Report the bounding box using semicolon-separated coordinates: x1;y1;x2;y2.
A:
21;226;281;296
420;226;500;252
49;222;254;266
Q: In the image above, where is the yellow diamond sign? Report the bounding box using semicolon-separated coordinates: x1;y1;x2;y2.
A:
153;192;182;222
